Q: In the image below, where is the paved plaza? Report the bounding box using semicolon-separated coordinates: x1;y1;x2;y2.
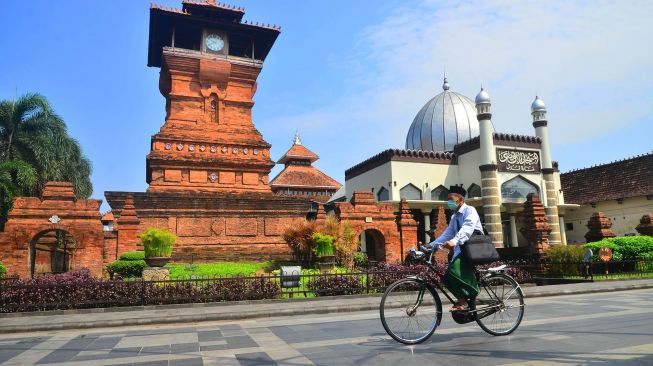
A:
1;288;652;366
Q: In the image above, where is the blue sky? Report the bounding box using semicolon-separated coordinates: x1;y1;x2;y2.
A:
1;1;652;211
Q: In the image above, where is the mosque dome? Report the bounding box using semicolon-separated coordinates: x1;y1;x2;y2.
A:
405;78;480;152
531;96;546;112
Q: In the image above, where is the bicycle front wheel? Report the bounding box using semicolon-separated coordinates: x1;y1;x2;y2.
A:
380;278;442;344
473;274;524;336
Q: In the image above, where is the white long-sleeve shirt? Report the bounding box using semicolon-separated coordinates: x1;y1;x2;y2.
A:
429;203;484;261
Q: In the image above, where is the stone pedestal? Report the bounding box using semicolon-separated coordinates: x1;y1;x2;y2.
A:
143;267;170;281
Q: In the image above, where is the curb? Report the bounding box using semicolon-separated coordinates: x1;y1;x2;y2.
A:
1;280;652;334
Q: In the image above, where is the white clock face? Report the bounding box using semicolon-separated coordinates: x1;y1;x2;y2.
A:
206;34;224;52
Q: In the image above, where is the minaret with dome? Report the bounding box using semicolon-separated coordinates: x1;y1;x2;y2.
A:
531;96;563;245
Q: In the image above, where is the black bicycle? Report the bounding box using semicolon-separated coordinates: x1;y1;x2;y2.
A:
380;245;525;344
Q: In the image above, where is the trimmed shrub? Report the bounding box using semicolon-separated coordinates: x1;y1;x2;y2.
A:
140;228;177;258
307;274;364;296
546;245;586;262
312;233;335;257
544;245;587;276
0;262;6;278
119;251;145;261
585;236;653;261
107;259;146;279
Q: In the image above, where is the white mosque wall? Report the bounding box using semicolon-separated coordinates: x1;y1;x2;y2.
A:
389;161;459;200
563;196;652;244
456;150;482;190
345;161;393;201
554;171;565;204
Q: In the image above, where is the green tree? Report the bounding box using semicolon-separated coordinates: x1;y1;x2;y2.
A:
0;160;37;228
0;93;92;198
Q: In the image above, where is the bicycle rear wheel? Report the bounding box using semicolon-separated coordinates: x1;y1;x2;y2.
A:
380;278;442;344
473;274;524;336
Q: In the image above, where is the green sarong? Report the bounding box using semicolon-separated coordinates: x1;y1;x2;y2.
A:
443;256;480;300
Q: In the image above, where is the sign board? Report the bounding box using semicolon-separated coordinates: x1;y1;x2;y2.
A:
365;217;373;223
599;246;613;262
497;149;541;173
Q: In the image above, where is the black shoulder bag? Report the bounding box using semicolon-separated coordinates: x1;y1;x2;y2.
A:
454;214;500;264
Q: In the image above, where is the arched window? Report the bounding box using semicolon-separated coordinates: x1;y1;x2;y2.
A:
501;176;539;202
400;183;422;200
430;185;449;201
467;183;481;198
377;187;389;201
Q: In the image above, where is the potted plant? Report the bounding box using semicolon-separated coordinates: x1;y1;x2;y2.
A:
312;233;336;272
140;228;177;267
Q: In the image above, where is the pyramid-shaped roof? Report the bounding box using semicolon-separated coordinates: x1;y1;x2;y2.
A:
270;165;342;190
277;132;319;164
270;132;341;191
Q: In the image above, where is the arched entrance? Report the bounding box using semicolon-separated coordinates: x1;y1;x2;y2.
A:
360;229;386;262
30;229;77;277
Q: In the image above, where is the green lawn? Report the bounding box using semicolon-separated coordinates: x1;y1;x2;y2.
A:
166;261;277;279
560;273;653;281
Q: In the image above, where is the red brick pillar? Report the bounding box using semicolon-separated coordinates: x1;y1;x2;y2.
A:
520;193;551;256
584;212;616;243
397;199;418;262
117;195;140;256
636;214;653;236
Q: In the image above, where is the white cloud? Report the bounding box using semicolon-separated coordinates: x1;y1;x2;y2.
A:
265;0;653;180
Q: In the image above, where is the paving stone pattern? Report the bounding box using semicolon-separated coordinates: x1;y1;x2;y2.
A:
1;289;653;365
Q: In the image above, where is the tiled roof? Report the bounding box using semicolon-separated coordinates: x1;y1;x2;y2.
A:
270;165;342;189
454;133;541;155
345;149;456;181
561;151;653;204
101;211;114;222
278;144;319;164
181;0;245;13
150;2;281;31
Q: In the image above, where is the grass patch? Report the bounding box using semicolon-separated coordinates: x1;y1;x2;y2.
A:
561;273;653;281
166;261;278;279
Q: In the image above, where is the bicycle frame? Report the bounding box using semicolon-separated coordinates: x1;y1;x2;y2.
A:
410;246;519;316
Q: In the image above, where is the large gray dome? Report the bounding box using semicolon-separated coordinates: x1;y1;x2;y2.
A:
405;78;479;152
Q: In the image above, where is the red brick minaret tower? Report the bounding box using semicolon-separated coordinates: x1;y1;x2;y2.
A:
105;2;313;262
145;0;281;193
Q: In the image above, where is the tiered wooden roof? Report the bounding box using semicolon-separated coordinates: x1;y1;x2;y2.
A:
270;135;342;193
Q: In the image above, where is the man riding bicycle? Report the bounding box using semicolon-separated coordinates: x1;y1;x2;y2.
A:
427;185;483;312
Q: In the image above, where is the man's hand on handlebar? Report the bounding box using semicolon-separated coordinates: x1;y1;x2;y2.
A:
442;240;455;249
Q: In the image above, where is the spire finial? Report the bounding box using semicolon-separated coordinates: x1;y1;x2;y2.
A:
293;130;302;145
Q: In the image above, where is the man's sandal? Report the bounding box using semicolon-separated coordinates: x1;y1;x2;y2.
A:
449;303;469;312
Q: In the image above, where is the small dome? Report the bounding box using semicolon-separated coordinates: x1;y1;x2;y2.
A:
475;88;490;105
531;96;546;112
405;79;479;152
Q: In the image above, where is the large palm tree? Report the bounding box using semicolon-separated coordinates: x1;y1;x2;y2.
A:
0;93;92;198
